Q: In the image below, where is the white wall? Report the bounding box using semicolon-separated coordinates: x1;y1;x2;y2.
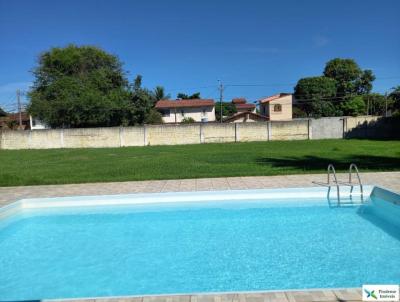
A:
161;106;216;123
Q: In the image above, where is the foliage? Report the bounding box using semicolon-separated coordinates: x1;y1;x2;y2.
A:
292;106;307;118
323;58;375;96
153;86;170;101
177;92;201;99
341;96;366;116
0;139;399;186
363;93;393;116
294;58;376;118
6;120;18;129
215;102;237;121
126;75;159;125
181;117;196;123
0;107;7;117
294;76;338;117
389;86;400;112
27;44;130;128
145;109;163;124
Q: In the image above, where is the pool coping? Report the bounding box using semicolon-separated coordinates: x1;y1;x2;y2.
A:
42;287;365;302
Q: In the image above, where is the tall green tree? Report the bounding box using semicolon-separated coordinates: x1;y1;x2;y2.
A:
128;75;163;125
28;44;130;128
323;58;375;96
294;76;339;117
177;92;201;99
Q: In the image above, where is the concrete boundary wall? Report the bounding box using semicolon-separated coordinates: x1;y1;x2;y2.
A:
0;116;382;149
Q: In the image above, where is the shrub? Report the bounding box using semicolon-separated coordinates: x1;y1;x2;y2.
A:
181;117;195;124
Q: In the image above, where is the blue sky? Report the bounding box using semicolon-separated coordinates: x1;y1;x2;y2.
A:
0;0;399;111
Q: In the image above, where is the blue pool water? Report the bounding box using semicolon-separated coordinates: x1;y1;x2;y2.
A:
0;194;400;300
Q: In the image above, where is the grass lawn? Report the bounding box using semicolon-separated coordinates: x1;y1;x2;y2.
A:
0;139;399;187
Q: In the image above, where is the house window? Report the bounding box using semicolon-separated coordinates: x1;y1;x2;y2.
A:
273;104;282;112
160;109;170;117
202;108;207;117
181;110;185;117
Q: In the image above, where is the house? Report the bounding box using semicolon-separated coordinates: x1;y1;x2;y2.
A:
0;112;30;130
30;115;49;130
232;98;256;113
155;99;216;123
259;93;294;121
0;112;49;130
224;111;269;123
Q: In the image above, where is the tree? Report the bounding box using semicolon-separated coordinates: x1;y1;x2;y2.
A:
215;102;237;121
153;86;170;101
363;93;392;116
0;107;7;117
127;75;158;125
294;76;338;117
341;96;366;116
389;86;400;112
27;44;130;128
177;92;201;99
145;109;163;124
323;58;375;96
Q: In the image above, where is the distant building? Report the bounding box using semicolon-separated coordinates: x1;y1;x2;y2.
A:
0;112;30;130
30;115;49;130
155;99;216;123
224;112;269;123
232;98;256;113
259;93;294;121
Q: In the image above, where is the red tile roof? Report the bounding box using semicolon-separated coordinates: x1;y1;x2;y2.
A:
232;98;247;104
155;99;215;109
259;93;291;104
235;103;256;109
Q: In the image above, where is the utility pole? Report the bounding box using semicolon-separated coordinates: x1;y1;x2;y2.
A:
17;89;22;129
218;80;224;123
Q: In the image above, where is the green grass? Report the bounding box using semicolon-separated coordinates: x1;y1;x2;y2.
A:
0;139;399;187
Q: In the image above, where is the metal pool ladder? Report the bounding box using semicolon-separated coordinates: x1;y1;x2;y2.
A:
312;163;364;205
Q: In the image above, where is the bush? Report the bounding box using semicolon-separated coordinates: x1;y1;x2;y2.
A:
341;96;366;116
145;109;163;124
181;117;195;124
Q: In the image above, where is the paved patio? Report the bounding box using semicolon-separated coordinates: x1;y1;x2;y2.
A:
2;172;399;302
1;171;399;207
45;288;364;302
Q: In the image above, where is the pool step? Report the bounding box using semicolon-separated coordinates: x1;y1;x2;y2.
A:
313;163;364;205
327;196;366;207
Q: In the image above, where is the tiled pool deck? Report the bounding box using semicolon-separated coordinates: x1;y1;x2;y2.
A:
47;288;363;302
1;172;399;207
2;172;399;302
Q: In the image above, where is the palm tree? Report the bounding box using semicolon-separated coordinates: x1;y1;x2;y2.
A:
154;86;170;101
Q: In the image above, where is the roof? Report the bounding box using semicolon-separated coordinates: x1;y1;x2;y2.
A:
0;112;30;122
235;103;256;109
259;93;291;104
232;98;247;104
224;111;269;123
155;99;215;109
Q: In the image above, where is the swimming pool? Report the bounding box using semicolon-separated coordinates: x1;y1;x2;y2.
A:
0;186;399;300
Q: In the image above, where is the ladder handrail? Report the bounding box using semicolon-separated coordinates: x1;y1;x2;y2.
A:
349;163;363;197
327;164;340;202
